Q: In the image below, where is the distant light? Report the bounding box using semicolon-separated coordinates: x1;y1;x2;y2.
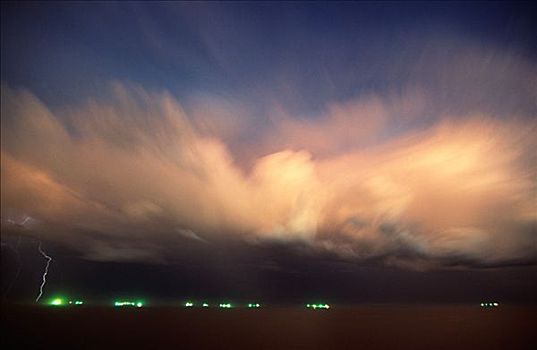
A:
202;303;209;307
185;301;194;307
114;300;142;307
219;303;232;308
49;298;65;306
481;301;499;308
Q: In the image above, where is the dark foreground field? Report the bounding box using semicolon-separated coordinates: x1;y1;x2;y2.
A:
2;304;536;349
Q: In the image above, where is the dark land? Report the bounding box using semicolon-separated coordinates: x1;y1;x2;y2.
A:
2;304;536;349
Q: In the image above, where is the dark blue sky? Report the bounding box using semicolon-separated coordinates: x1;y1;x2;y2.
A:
2;2;535;114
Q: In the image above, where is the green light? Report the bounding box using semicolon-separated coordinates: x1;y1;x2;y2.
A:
202;303;209;307
219;303;232;308
185;301;194;307
307;303;330;310
248;303;260;308
114;300;143;307
49;298;65;306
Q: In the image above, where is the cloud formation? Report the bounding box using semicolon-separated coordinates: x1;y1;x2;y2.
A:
1;83;535;268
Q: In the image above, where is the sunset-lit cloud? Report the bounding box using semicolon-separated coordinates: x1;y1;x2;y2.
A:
1;81;535;268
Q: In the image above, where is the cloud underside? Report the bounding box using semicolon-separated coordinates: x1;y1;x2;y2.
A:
1;84;536;269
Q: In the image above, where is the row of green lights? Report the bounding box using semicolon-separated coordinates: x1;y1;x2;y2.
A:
42;300;502;309
47;299;342;309
480;302;499;307
41;300;502;309
114;301;143;307
306;303;330;309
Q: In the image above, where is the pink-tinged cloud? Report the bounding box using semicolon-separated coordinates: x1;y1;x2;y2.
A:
1;83;535;268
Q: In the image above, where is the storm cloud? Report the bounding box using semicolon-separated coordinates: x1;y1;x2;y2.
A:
1;79;535;268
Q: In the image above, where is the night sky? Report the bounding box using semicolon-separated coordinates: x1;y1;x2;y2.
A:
1;2;536;305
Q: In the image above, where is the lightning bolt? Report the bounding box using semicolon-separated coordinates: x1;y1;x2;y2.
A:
35;242;52;303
